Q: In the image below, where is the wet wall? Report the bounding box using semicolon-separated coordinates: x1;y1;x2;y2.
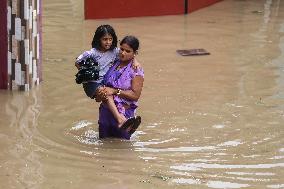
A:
84;0;223;19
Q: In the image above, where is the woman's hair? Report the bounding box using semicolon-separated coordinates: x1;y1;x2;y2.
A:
120;36;139;52
91;25;118;50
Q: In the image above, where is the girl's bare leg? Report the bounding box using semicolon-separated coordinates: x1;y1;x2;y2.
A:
106;95;127;127
95;87;127;128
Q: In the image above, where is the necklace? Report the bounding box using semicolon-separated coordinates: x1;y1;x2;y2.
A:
116;63;127;70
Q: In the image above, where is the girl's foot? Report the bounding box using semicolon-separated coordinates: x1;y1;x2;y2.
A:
129;116;141;134
117;114;127;128
119;117;136;130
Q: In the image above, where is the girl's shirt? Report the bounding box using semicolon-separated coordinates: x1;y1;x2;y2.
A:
103;60;144;112
76;47;119;83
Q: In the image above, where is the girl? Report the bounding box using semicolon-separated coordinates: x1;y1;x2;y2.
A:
75;25;140;129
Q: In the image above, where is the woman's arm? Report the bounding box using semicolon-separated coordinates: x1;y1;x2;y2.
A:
119;76;144;101
100;75;144;101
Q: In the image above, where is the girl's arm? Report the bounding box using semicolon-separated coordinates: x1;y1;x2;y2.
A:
75;62;80;69
132;58;141;70
75;49;95;68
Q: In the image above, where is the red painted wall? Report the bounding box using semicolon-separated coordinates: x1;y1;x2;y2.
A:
188;0;222;13
85;0;184;19
84;0;223;19
0;0;8;89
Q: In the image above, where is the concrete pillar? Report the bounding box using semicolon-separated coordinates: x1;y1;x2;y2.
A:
0;0;42;91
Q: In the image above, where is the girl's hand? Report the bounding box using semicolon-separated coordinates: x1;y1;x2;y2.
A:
75;62;80;70
132;57;141;71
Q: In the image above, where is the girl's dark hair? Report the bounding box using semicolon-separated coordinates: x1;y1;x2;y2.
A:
120;36;139;52
91;25;118;50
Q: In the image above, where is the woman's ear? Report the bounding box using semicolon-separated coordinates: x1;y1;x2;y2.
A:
135;51;138;55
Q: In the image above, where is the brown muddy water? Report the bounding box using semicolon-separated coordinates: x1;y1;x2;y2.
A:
1;0;284;188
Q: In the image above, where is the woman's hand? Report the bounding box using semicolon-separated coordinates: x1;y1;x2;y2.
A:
94;94;103;102
95;87;108;101
103;87;117;96
95;86;117;101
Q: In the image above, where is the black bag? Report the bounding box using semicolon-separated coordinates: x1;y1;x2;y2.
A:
75;57;100;84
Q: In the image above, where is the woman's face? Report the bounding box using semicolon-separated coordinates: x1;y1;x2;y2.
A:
119;43;135;62
100;34;113;51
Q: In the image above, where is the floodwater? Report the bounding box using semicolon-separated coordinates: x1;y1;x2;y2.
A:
0;0;284;188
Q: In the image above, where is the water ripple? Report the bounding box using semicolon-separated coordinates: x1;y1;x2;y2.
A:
171;162;284;171
135;146;216;152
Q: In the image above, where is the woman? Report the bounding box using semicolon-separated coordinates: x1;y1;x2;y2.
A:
96;35;144;140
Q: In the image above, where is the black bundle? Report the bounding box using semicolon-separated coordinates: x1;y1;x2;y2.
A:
75;57;100;84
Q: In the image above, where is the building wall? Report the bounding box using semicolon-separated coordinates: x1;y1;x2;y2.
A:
188;0;223;13
85;0;184;19
0;0;42;90
84;0;223;19
0;0;8;89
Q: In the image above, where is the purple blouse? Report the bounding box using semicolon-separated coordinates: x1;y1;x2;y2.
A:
103;60;144;114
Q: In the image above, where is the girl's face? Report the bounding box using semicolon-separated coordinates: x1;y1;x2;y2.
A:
119;43;135;62
100;34;113;51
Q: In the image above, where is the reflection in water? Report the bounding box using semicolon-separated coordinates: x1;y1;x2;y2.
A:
0;89;43;188
273;21;284;103
1;0;284;188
